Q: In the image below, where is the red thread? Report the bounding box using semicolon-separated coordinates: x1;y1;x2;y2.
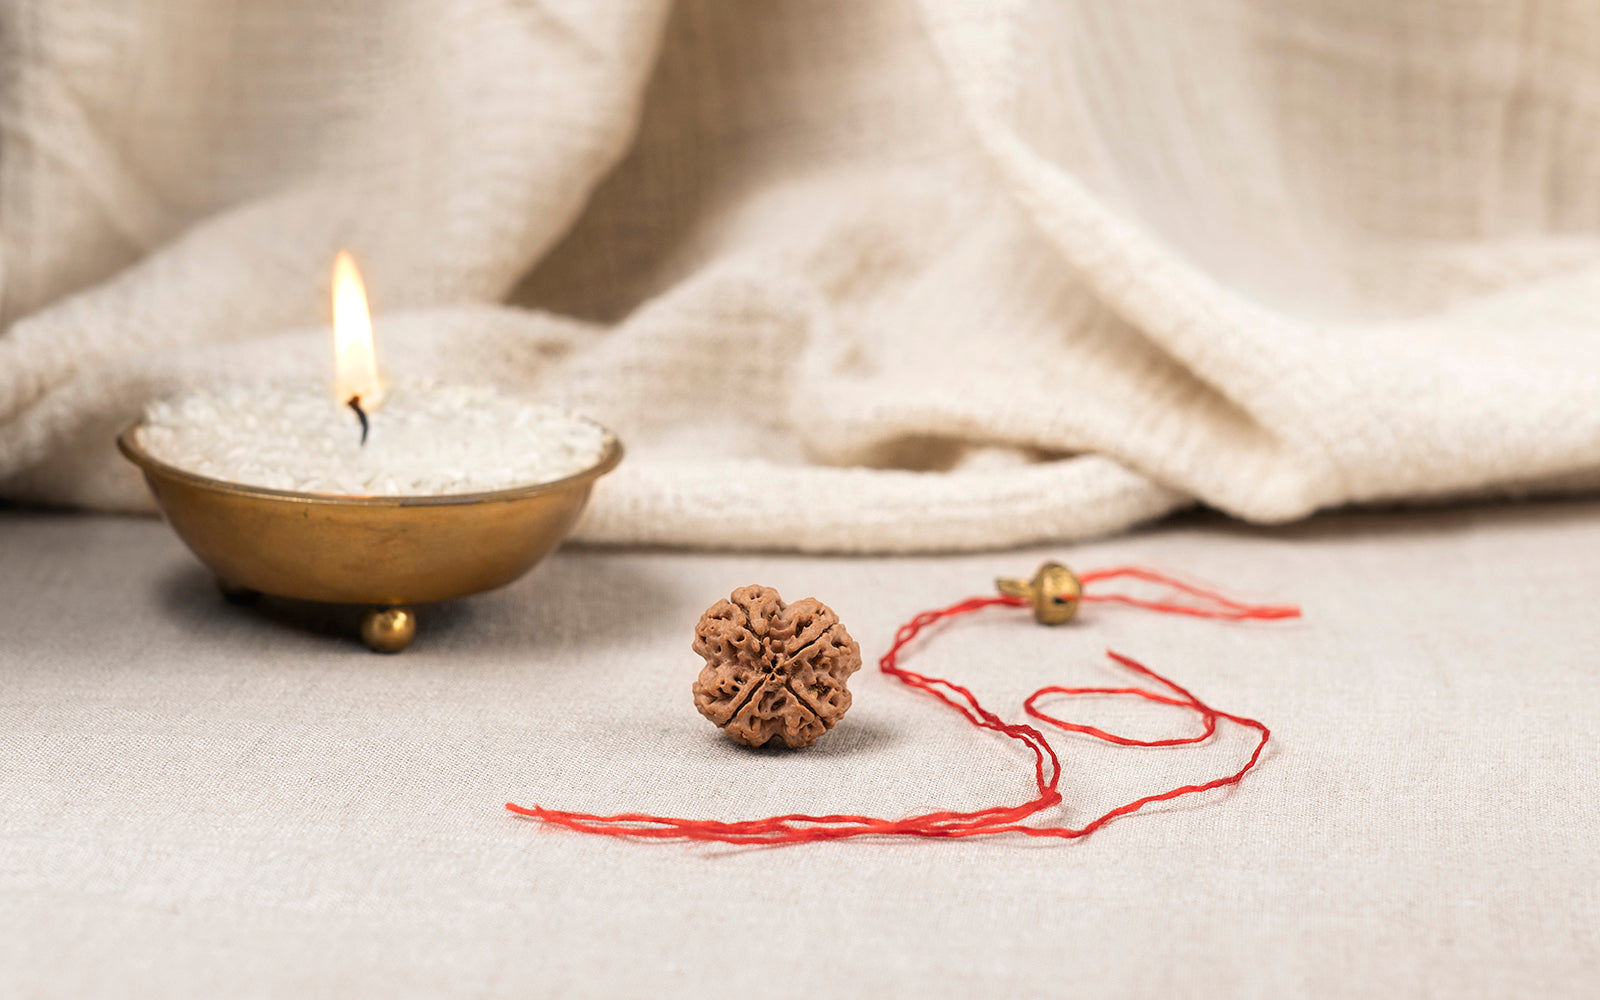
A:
506;566;1297;844
1077;566;1300;621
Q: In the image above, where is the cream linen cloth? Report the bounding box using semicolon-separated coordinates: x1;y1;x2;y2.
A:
4;0;1600;551
5;502;1600;997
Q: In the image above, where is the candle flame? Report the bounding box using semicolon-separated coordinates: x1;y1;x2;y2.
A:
333;250;385;409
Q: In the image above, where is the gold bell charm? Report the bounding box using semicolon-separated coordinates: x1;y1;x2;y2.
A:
996;561;1083;625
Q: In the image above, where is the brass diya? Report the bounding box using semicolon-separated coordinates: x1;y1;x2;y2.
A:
118;423;622;652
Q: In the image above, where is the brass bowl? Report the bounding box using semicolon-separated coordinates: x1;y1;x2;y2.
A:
118;422;622;651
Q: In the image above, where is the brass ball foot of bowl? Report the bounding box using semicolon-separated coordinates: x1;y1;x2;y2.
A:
119;420;621;653
361;606;417;653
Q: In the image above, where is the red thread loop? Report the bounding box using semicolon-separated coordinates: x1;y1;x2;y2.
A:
507;565;1297;844
1077;566;1300;620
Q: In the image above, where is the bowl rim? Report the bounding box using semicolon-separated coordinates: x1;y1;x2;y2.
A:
117;417;624;508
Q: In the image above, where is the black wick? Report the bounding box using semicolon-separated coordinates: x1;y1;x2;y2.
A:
346;395;370;446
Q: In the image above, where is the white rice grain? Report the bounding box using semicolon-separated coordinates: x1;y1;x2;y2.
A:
138;380;612;496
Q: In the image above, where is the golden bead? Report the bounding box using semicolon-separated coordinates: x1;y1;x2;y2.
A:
361;606;416;653
995;561;1082;625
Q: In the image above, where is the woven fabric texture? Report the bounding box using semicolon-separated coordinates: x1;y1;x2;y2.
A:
3;502;1599;997
4;0;1600;550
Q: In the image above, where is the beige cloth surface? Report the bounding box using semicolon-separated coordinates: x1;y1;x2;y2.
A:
2;501;1599;997
6;1;1600;550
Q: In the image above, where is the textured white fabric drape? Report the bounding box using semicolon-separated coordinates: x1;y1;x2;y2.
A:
4;0;1600;551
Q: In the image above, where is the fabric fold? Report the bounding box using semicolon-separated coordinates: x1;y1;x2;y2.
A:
5;0;1600;551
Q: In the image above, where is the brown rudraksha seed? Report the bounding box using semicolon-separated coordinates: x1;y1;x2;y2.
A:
692;585;863;749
